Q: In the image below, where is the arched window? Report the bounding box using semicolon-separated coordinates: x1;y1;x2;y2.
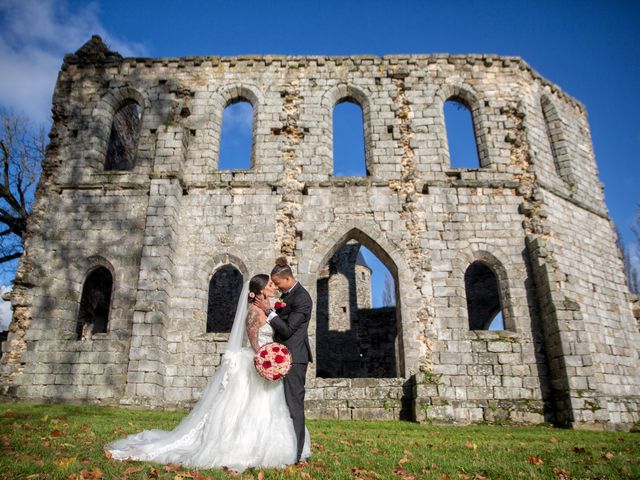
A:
464;261;504;330
207;265;244;333
333;100;367;176
316;238;398;378
105;100;142;171
0;331;8;361
218;99;253;170
540;96;572;184
76;266;113;339
444;98;481;168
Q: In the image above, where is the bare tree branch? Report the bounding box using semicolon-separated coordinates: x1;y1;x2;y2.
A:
631;205;640;295
0;252;23;263
616;221;639;296
0;109;44;265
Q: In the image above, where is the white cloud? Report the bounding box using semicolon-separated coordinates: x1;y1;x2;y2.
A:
0;0;147;125
223;102;254;131
0;285;12;331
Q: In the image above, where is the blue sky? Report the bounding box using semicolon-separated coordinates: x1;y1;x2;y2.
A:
0;0;639;313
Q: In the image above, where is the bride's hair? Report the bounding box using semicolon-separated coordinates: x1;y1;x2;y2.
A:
248;274;269;300
271;256;293;279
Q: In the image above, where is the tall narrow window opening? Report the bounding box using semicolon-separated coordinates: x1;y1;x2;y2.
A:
464;261;504;330
333;100;367;176
207;265;243;333
105;100;142;171
76;267;113;339
444;98;480;168
540;96;572;184
219;99;253;170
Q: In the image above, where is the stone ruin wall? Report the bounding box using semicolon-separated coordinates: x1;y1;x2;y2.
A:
1;37;639;429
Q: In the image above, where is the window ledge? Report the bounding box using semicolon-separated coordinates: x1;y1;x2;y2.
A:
467;330;520;341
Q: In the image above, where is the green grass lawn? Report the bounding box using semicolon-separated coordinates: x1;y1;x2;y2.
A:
1;402;638;480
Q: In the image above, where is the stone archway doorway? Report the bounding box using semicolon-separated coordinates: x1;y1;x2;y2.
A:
314;229;402;379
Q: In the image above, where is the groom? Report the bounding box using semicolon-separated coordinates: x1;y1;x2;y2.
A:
254;258;312;464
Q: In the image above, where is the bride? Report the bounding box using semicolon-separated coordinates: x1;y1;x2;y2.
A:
105;274;311;471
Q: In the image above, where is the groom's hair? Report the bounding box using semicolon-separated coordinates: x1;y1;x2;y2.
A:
271;256;294;279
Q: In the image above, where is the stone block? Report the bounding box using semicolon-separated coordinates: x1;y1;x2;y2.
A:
86;385;117;399
487;342;513;353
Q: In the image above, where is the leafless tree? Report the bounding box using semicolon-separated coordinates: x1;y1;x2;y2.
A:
381;272;395;307
615;222;639;295
631;205;640;295
0;110;44;270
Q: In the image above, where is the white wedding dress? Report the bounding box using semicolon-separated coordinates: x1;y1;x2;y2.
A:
105;282;310;472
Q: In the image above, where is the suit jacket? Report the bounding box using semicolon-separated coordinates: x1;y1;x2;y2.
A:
270;282;313;364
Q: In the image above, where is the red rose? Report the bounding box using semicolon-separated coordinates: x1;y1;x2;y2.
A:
275;301;286;310
254;342;291;382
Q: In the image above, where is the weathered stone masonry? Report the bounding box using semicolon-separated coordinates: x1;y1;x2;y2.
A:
1;36;639;429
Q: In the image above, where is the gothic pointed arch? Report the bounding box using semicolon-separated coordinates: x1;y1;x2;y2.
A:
316;227;399;279
310;221;408;280
314;225;404;378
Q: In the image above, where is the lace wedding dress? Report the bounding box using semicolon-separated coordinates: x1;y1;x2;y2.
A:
105;282;310;471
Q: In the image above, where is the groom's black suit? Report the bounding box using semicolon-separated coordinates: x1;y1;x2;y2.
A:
268;281;312;462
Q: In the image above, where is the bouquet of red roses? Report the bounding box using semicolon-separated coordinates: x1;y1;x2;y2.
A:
254;342;291;381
